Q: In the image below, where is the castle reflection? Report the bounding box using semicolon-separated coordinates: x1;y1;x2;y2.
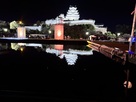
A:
14;43;93;65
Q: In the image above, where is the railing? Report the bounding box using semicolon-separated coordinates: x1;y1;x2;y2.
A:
87;41;128;65
87;40;136;97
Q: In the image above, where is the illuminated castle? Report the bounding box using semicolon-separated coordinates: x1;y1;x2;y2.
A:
64;5;80;20
45;5;107;34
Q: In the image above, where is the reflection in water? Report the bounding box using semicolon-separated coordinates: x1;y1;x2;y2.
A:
35;43;93;65
9;43;93;65
60;54;78;65
54;44;64;50
46;47;93;65
0;42;128;101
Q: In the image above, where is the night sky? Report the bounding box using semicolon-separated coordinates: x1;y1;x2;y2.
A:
0;0;135;32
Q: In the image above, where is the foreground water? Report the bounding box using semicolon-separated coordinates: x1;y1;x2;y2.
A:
0;43;135;101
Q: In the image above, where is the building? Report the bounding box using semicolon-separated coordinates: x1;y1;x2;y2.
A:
24;26;42;31
45;5;107;34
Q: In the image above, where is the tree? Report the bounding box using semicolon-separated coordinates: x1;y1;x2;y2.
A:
115;24;131;34
35;20;41;26
9;21;19;30
64;24;95;39
9;21;19;34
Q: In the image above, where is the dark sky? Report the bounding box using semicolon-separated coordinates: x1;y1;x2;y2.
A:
0;0;135;32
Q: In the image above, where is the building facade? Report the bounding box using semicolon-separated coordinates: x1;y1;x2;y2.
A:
45;6;107;34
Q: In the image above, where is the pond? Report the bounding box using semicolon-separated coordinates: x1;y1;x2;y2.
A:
0;42;131;101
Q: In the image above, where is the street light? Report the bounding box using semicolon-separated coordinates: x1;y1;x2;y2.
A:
117;32;121;36
86;31;89;35
48;30;52;34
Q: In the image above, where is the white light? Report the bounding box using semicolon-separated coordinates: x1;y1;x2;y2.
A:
117;33;120;36
17;27;26;38
48;30;51;34
3;28;8;32
86;32;89;35
57;30;61;37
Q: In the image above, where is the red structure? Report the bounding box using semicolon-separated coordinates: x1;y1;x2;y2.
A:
54;24;64;40
54;23;64;50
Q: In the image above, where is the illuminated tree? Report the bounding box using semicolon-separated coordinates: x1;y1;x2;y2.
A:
9;21;19;34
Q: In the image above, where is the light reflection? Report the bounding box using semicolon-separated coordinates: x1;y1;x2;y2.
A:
11;43;93;66
54;44;63;50
46;47;93;65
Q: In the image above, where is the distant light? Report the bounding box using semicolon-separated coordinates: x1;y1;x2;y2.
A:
20;47;24;52
124;81;132;88
48;30;51;34
86;32;89;35
17;27;26;38
117;33;120;36
3;28;8;32
19;21;23;25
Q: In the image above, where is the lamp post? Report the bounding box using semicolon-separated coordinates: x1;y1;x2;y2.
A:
17;27;26;38
129;4;136;53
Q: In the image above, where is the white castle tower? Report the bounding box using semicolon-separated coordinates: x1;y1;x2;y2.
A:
45;5;107;34
64;6;80;21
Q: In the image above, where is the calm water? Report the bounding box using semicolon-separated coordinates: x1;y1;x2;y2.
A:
0;43;135;101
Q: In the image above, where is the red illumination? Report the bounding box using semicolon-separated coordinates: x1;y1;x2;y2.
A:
54;24;64;40
54;44;63;50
